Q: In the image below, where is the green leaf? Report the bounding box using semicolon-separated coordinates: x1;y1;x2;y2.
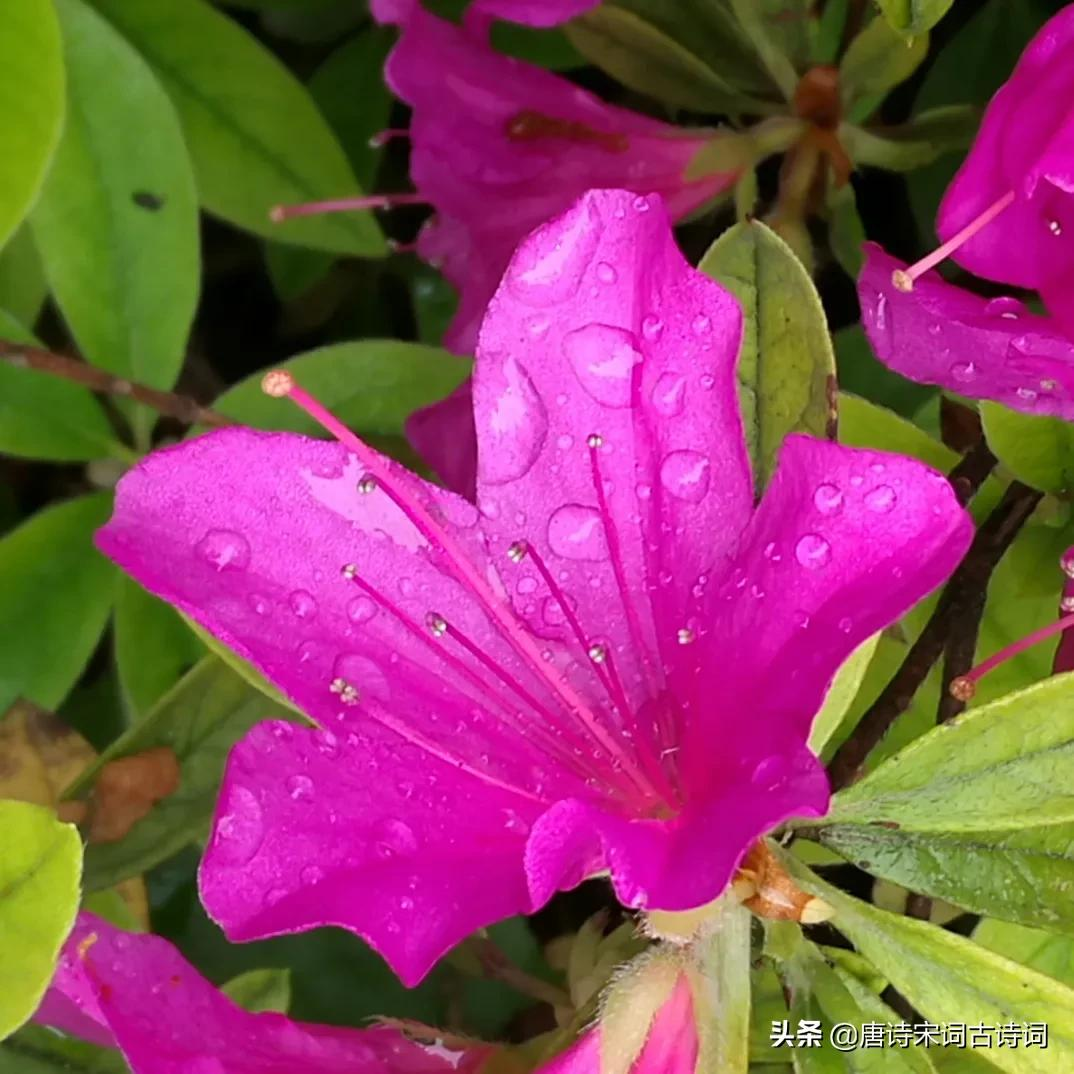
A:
31;0;200;397
791;866;1074;1074
565;5;774;114
981;402;1074;495
875;0;954;37
827;183;866;279
222;968;292;1014
826;674;1074;831
837;392;951;468
975;920;1074;989
0;0;65;249
114;576;205;719
214;341;472;439
0;227;48;328
0;494;117;711
0;1024;125;1073
87;0;385;257
72;656;298;891
0;316;122;463
840;16;929;115
815;821;1074;936
700;220;836;489
842;107;979;173
836;338;936;420
809;634;881;756
0;801;82;1040
728;0;797;100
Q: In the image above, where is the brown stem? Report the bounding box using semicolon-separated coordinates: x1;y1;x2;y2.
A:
0;341;230;429
827;465;1039;792
905;892;933;922
465;936;570;1010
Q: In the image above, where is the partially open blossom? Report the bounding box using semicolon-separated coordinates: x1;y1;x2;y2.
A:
98;190;971;987
374;3;736;354
34;913;486;1074
935;5;1074;334
858;243;1074;418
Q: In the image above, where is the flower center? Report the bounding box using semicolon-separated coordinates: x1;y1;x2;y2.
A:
504;109;630;153
262;371;684;815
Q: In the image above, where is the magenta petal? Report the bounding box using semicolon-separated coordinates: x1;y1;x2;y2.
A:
469;0;599;27
937;6;1074;297
858;243;1074;417
405;379;478;499
35;914;484;1074
385;8;732;352
200;722;536;986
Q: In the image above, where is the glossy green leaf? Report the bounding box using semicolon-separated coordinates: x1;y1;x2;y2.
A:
981;402;1074;495
809;635;882;756
841;16;929;113
114;576;205;719
565;5;774;114
826;674;1074;831
71;656;298;891
700;220;836;489
0;1025;125;1073
0;315;121;463
31;0;200;396
0;494;117;711
836;339;936;420
222;968;292;1014
876;0;955;37
975;920;1074;989
816;821;1074;935
793;867;1074;1074
0;227;48;328
0;0;65;249
214;341;472;439
88;0;385;257
0;801;82;1040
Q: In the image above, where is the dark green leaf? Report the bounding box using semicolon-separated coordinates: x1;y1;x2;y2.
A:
0;0;65;249
700;220;836;489
31;0;200;396
981;402;1074;495
843;106;978;173
840;16;929;114
88;0;385;257
0;494;117;711
0;227;48;329
0;1025;125;1073
214;341;472;439
835;333;935;419
73;656;298;890
0;801;82;1039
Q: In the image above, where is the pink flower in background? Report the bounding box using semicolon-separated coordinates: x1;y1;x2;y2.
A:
98;190;971;988
540;975;698;1074
35;913;487;1074
934;4;1074;334
371;0;598;28
375;2;735;354
858;243;1074;417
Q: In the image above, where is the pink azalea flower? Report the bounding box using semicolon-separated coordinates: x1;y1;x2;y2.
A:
540;974;698;1074
98;190;972;987
371;0;597;29
34;913;487;1074
858;243;1074;418
356;2;736;355
934;5;1074;335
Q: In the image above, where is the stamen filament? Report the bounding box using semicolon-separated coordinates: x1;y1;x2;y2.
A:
269;192;427;223
950;610;1074;700
369;128;411;148
893;190;1015;292
262;371;661;801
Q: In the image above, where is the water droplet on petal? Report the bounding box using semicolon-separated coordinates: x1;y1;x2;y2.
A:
641;314;664;341
1015;386;1039;403
547;504;608;560
212;787;264;866
813;483;844;515
659;450;711;504
984;296;1025;320
562;323;643;408
347;596;377;624
1049;219;1063;236
287;774;314;801
950;361;976;383
751;755;788;790
509;198;600;306
335;653;391;701
692;314;711;335
651;372;686;417
478;355;548;485
288;590;317;619
373;818;418;858
300;865;325;885
596;261;618;284
795;533;832;570
838;616;853;633
865;485;897;513
196;529;250;572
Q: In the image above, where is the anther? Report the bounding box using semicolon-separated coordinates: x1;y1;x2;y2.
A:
587;643;607;664
262;370;295;398
948;676;976;702
1061;596;1074;613
1049;219;1063;236
330;677;360;705
507;540;529;564
426;612;448;638
586;433;604;449
891;269;914;293
677;628;695;646
357;476;377;495
341;563;358;579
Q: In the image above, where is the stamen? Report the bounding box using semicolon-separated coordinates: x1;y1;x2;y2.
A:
369;128;411;148
387;239;420;255
426;611;448;638
892;190;1016;292
507;540;528;564
269;192;428;223
950;610;1074;700
329;677;360;705
261;371;660;800
677;628;695;646
587;643;607;664
358;476;378;495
